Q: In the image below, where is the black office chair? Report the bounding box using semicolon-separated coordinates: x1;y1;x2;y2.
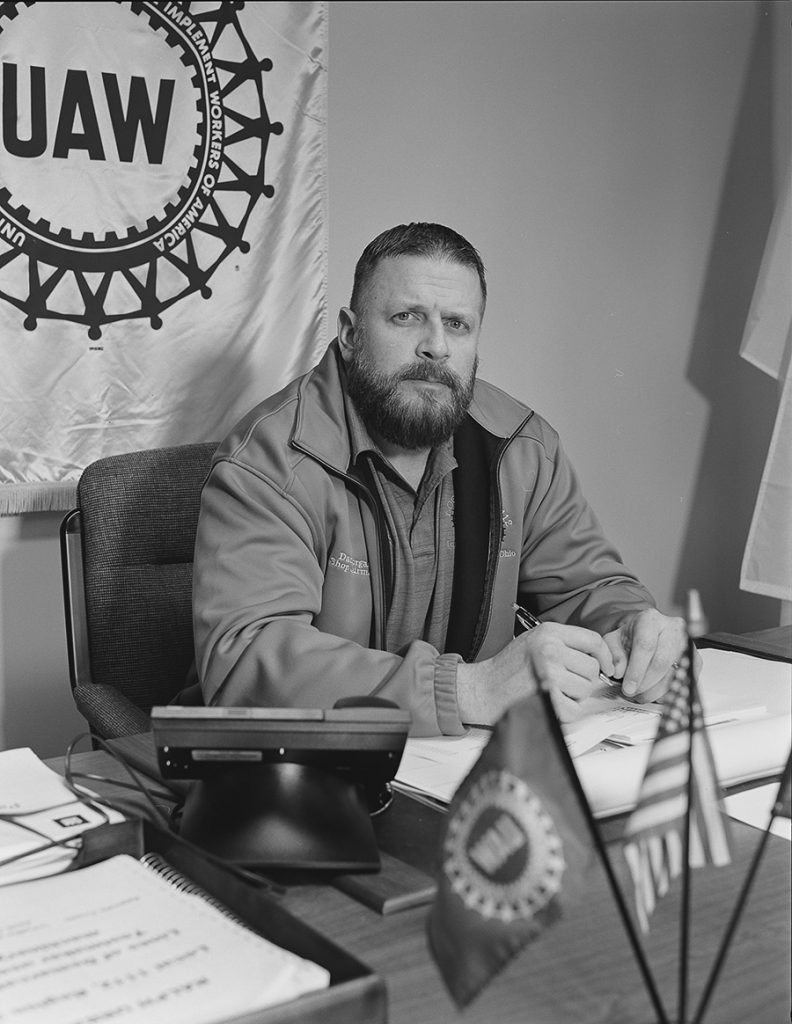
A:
60;442;217;740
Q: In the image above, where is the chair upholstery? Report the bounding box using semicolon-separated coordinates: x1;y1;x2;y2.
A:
61;442;217;739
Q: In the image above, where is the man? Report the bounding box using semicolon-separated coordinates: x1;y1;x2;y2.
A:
192;222;686;736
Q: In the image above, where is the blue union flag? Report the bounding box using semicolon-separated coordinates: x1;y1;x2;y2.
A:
426;691;594;1008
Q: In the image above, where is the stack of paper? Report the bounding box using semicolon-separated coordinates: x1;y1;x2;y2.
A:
0;747;124;885
394;648;791;814
562;672;768;756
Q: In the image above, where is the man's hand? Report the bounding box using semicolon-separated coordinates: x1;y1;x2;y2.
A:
603;608;691;704
457;622;615;726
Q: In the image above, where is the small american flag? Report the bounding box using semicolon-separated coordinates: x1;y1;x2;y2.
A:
622;654;732;932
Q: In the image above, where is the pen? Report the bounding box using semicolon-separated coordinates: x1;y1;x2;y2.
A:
512;603;542;632
513;603;617;687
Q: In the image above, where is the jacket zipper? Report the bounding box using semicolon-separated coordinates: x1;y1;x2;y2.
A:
295;409;534;662
467;412;534;660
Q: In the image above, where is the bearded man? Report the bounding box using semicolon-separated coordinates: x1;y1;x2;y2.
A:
191;223;685;735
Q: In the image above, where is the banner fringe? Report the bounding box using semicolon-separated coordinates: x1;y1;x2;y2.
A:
0;482;78;516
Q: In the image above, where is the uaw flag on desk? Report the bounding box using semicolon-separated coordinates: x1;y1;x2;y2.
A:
426;691;595;1008
0;1;327;513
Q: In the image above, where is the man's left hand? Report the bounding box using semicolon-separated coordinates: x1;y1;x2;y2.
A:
604;609;694;704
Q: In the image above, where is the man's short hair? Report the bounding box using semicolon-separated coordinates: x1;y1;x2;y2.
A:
350;222;487;314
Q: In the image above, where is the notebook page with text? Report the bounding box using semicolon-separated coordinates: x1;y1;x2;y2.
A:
0;854;329;1024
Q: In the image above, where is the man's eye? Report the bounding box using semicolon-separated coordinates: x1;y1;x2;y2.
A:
446;319;468;332
394;311;414;322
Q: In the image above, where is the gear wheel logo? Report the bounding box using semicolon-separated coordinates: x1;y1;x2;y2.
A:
0;1;282;339
444;769;566;923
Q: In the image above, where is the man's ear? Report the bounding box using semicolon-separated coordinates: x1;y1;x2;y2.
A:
337;307;357;362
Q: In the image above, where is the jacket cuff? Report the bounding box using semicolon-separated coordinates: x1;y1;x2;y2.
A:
434;653;465;735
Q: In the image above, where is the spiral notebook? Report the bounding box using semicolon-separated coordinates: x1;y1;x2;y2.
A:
0;853;330;1024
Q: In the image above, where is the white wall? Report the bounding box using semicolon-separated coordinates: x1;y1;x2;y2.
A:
1;0;789;757
325;0;789;629
0;514;85;756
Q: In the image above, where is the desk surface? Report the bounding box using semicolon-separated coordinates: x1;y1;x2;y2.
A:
701;625;792;662
50;742;791;1024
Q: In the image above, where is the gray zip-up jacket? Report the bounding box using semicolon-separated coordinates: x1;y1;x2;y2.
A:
192;342;654;735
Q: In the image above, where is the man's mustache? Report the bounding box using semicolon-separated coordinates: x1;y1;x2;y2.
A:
395;362;462;388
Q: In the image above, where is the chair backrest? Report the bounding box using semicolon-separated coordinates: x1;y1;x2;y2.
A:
61;442;217;737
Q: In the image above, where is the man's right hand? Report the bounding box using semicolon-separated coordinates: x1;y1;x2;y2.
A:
456;622;615;726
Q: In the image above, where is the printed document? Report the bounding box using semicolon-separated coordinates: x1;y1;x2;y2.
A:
0;854;330;1024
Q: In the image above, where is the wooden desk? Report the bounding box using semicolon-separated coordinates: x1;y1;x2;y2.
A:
51;743;791;1024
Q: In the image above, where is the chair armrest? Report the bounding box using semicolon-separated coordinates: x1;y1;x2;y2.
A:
73;685;153;740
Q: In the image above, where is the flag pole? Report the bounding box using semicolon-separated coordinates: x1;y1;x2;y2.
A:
678;589;708;1024
676;633;697;1024
691;749;792;1024
539;687;671;1024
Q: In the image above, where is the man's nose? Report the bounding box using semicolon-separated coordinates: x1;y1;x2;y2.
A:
417;317;449;359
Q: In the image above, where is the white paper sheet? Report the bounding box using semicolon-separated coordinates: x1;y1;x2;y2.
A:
725;784;791;841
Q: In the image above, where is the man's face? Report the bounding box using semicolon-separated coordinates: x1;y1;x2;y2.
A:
338;256;483;450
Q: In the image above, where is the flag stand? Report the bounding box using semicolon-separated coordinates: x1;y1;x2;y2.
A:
602;593;785;1024
691;748;792;1024
540;688;671;1024
546;588;743;1024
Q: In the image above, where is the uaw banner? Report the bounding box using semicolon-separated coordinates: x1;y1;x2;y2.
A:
0;1;327;513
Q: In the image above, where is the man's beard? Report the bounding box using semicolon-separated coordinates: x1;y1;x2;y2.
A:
345;342;477;450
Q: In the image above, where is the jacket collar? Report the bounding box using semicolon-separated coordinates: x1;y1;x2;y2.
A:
291;341;355;472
